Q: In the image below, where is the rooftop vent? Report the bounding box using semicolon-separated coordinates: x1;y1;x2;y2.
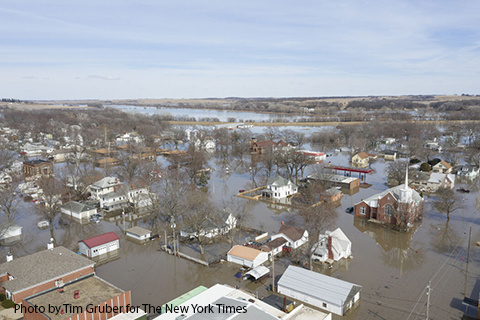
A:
47;238;54;250
6;253;13;262
74;290;80;299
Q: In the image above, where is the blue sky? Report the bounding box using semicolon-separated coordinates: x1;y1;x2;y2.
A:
1;1;479;100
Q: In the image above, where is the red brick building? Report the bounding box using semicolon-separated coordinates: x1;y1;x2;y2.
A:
354;171;424;227
250;139;292;154
23;159;54;181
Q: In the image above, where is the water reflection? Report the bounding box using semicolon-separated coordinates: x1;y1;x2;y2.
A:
353;217;425;277
430;220;460;254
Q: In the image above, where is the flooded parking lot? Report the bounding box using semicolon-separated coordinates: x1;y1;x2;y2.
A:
3;144;480;320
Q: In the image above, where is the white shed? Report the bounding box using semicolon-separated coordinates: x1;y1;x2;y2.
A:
125;226;152;241
78;232;120;258
60;201;97;220
227;245;269;268
277;266;361;316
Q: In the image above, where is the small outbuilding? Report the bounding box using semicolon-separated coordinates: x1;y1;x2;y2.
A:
125;226;152;241
277;265;361;316
227;245;269;268
60;201;97;220
78;232;120;258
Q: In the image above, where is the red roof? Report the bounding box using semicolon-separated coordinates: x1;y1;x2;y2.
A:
79;232;120;248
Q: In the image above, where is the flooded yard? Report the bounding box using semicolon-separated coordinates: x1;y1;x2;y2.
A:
2;147;480;320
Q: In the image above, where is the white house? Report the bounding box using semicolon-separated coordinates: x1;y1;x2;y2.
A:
270;223;308;249
125;226;152;241
180;208;237;239
60;201;97;220
78;232;120;258
312;228;352;263
432;160;452;174
277;266;361;316
456;165;479;179
428;173;455;190
262;176;298;199
0;224;23;242
89;177;122;200
227;245;269;268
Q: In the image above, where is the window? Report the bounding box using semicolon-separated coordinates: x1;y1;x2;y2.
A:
360;207;366;215
385;204;393;216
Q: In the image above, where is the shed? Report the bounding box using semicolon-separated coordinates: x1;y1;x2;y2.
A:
78;232;120;258
277;265;361;316
243;265;270;282
60;201;97;220
125;226;152;241
227;245;269;268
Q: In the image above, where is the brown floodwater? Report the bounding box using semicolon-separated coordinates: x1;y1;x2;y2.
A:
3;151;480;320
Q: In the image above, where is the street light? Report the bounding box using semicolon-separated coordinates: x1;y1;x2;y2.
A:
170;216;176;255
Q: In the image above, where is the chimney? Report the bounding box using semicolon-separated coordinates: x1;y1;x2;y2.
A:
283;296;287;312
47;238;54;250
6;253;13;262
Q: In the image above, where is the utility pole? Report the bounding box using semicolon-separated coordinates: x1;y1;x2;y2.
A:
426;280;431;320
270;254;275;292
464;226;472;295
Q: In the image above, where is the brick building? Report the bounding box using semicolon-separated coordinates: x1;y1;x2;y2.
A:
354;169;423;227
23;159;54;181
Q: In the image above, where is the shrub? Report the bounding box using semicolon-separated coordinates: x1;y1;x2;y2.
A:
0;293;5;301
1;299;15;308
420;163;431;172
409;158;421;164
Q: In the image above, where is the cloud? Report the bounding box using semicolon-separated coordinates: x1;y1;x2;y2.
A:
87;75;120;81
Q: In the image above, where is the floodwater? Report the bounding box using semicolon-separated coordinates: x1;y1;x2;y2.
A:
3;145;480;320
109;105;312;122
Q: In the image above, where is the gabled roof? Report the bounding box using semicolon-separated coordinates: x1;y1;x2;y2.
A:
434;160;452;169
359;183;423;206
79;232;120;248
260;237;288;252
91;176;121;189
326;228;351;253
61;201;96;213
267;176;293;188
356;152;370;159
277;225;306;242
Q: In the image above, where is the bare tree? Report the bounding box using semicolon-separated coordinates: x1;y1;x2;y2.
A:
36;178;64;242
433;187;463;221
385;160;410;186
223;197;254;245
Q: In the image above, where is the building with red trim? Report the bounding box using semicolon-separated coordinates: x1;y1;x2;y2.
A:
78;232;120;258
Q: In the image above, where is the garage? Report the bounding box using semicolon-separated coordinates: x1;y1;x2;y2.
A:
227;245;269;268
78;232;120;258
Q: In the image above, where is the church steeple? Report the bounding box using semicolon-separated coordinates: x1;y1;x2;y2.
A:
400;164;412;203
404;164;409;190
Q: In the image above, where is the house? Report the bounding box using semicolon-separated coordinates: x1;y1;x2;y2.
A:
100;185;151;211
277;265;361;316
354;168;424;227
424;139;442;151
351;152;377;167
0;244;95;304
78;232;120;258
125;226;152;241
180;208;237;239
154;283;331;320
250;139;292;154
312;228;352;263
0;224;22;242
456;165;479;179
227;245;269;268
258;237;289;256
428;173;455;190
262;176;298;199
382;137;396;144
270;223;308;249
89;176;122;200
21;142;54;157
60;201;97;220
23;274;132;320
432;160;452;174
23;159;54;181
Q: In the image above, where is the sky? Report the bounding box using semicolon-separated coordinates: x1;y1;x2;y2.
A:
1;1;480;100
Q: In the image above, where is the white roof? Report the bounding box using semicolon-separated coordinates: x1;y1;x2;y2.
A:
91;177;120;189
278;266;361;308
326;228;351;253
244;266;270;280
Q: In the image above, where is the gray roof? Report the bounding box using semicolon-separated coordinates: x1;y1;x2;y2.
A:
267;176;293;188
61;201;96;213
91;176;120;189
362;184;423;205
0;246;94;293
125;226;151;236
278;266;361;308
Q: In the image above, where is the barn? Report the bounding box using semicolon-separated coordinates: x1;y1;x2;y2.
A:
78;232;120;258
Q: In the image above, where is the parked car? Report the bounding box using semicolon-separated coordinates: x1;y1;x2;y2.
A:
239;189;246;193
345;207;354;213
457;188;470;193
149;234;160;241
